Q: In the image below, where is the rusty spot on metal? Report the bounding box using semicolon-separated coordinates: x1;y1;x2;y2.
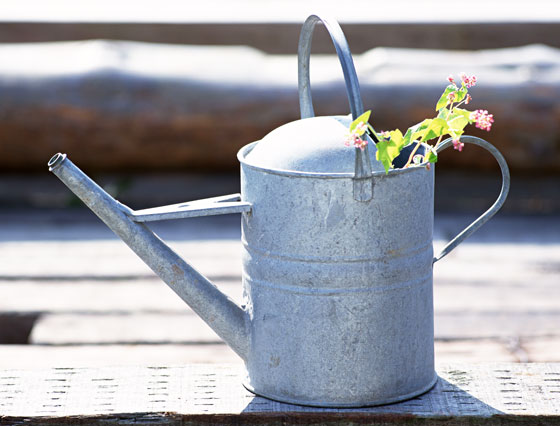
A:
171;264;184;277
269;356;280;368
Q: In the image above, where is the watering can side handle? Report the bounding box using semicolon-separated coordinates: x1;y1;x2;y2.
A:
117;194;252;223
433;136;510;263
298;14;375;202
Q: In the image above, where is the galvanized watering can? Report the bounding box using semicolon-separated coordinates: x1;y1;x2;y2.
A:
48;15;510;407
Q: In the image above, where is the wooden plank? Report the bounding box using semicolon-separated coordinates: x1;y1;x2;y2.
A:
523;337;560;362
1;240;558;288
0;281;242;313
1;276;556;344
2;236;558;285
435;339;519;363
0;336;560;369
0;344;241;369
0;239;243;279
30;313;222;344
3;338;557;368
2;214;558;280
434;311;560;339
27;310;560;345
434;283;560;311
0;363;559;423
3;278;558;314
432;244;560;288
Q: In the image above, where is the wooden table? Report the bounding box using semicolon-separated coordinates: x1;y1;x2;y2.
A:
1;363;559;425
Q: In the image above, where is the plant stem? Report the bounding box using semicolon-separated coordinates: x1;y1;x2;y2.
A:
433;134;444;151
404;140;423;168
404;134;445;169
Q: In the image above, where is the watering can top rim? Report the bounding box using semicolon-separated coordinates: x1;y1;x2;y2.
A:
238;115;433;179
240;115;384;176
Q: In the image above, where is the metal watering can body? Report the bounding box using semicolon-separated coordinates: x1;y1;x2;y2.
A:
48;15;510;407
239;146;437;406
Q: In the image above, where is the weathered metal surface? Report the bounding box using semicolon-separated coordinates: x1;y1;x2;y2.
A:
0;41;558;173
239;141;437;405
236;16;439;400
47;153;250;361
245;116;379;174
0;363;559;425
121;193;252;222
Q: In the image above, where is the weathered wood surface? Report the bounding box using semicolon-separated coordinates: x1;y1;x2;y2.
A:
0;208;559;368
0;41;559;173
0;363;559;425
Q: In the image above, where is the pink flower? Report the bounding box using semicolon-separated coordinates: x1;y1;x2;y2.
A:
356;138;368;150
465;94;472;104
460;72;477;88
344;130;368;150
447;75;455;84
470;109;494;131
452;139;465;151
447;92;456;102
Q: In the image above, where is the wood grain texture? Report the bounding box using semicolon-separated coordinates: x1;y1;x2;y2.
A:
0;363;559;424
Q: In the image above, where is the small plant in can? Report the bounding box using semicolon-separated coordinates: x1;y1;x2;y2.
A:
344;73;494;173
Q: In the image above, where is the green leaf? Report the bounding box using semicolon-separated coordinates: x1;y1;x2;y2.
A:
375;128;406;174
389;129;404;150
453;107;473;123
426;148;438;163
349;110;371;135
438;108;450;120
446;112;469;135
449;129;464;140
408;118;449;143
454;87;468;104
409;119;432;142
375;139;392;173
421;118;448;142
436;85;457;111
403;128;414;146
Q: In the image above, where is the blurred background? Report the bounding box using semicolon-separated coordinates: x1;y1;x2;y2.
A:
0;0;559;368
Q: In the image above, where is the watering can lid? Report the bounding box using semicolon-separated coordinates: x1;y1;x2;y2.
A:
244;115;384;174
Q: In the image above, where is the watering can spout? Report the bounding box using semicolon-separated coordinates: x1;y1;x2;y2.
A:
48;153;250;361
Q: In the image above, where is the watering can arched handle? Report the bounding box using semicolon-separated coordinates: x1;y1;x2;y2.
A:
298;14;374;201
433;136;510;263
298;15;363;121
